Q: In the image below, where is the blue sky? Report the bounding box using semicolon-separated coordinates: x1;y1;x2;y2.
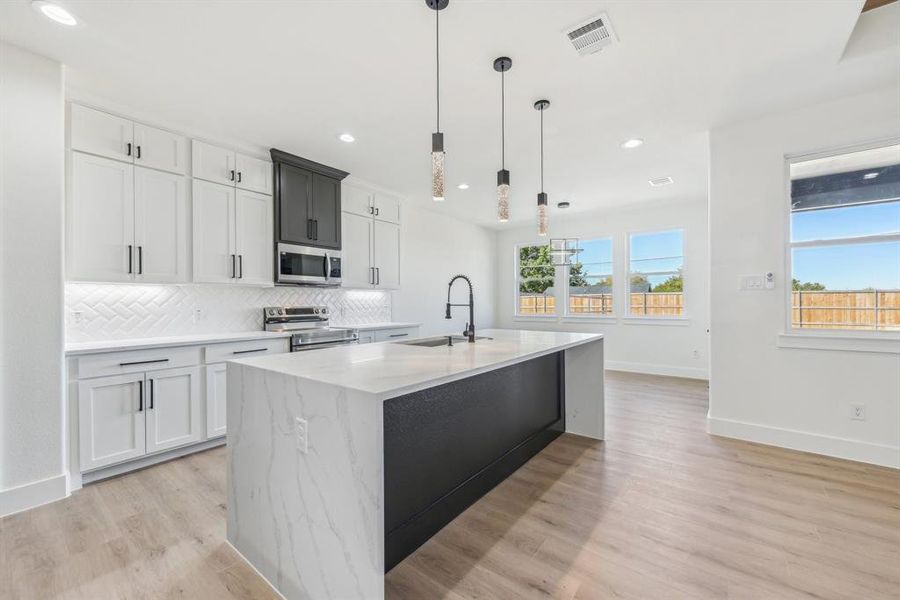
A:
575;230;683;286
791;202;899;289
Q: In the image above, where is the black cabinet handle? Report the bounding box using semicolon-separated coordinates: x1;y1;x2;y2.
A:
375;207;380;216
313;219;318;240
376;267;380;285
119;358;170;367
126;142;132;157
233;348;267;355
238;254;243;279
136;145;141;159
389;333;408;338
149;379;154;410
369;206;374;215
230;169;235;181
138;380;143;412
137;246;143;275
127;245;133;274
231;254;237;278
370;266;375;285
237;171;242;183
307;219;312;240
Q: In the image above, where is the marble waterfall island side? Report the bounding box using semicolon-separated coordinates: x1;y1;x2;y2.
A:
226;329;604;600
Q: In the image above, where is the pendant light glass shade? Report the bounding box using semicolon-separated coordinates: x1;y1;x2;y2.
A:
537;192;548;236
432;132;445;201
497;169;510;222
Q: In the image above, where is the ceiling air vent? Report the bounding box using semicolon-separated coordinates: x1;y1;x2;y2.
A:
649;176;674;187
565;13;616;56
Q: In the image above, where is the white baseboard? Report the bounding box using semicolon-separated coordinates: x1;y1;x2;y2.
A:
707;416;900;469
0;473;68;518
605;360;708;380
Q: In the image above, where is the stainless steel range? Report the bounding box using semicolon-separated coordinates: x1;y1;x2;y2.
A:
263;306;358;352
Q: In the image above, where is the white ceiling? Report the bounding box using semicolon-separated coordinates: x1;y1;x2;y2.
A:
1;0;897;228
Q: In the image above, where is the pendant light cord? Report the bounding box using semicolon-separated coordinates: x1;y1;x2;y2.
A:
501;69;505;169
540;106;544;192
436;7;440;133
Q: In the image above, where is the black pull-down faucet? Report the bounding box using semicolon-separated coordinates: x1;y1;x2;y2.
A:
445;274;475;343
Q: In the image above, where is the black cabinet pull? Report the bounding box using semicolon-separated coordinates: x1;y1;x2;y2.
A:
233;348;267;355
237;171;242;183
313;219;318;240
370;266;375;285
119;358;169;367
238;254;243;279
126;142;132;157
138;380;143;412
137;246;143;275
149;379;154;410
375;207;380;216
307;219;312;240
369;206;374;215
389;333;408;338
136;145;141;159
127;245;133;274
376;267;380;285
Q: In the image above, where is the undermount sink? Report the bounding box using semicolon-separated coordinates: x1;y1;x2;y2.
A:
397;335;493;348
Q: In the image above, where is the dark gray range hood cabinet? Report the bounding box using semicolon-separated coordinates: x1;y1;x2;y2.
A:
271;149;349;250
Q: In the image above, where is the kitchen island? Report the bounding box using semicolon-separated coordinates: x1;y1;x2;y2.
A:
226;329;604;600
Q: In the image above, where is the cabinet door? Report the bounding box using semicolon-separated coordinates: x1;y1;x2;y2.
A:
235;189;274;285
373;220;400;289
68;152;135;282
133;123;187;175
373;191;401;224
146;367;202;453
311;174;341;249
342;182;373;217
205;363;227;438
277;163;314;245
235;153;272;195
192;140;235;186
192;180;236;283
134;167;189;283
70;104;134;163
78;373;146;471
357;331;376;344
341;212;373;288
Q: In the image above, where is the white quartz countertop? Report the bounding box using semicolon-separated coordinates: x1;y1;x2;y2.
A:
65;331;294;355
234;328;603;399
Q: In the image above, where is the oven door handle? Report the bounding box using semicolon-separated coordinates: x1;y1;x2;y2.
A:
292;339;358;352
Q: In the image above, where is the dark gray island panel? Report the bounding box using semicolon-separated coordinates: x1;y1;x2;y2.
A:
383;351;565;571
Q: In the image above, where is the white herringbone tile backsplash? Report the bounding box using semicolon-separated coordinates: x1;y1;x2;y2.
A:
65;284;391;342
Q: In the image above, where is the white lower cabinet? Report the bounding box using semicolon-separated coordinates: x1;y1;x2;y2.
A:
357;326;420;344
205;363;227;438
78;372;146;471
146;367;202;453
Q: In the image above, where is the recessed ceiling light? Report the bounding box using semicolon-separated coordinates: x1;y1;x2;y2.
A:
457;183;469;190
620;138;644;149
557;201;571;209
648;176;674;187
863;171;880;180
338;133;355;143
32;1;77;26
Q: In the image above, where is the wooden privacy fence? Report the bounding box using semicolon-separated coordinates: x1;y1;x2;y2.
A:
519;293;684;316
792;290;900;331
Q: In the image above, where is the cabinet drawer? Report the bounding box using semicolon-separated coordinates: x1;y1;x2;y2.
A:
75;346;202;379
204;338;289;363
375;327;419;342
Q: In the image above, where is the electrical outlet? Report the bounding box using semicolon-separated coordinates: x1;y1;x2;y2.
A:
193;308;203;323
850;404;866;421
295;417;308;453
72;310;84;325
692;349;700;359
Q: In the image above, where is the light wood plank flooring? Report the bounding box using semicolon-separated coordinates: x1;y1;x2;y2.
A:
2;372;898;599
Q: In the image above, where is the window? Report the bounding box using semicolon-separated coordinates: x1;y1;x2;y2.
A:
517;244;555;315
789;143;900;332
567;237;613;316
628;229;684;316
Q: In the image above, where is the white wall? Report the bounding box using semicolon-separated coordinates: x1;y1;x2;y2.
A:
708;86;900;468
494;197;710;379
0;43;67;515
392;205;497;337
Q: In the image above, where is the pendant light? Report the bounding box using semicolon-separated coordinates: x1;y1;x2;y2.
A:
427;0;449;201
494;57;512;222
534;99;550;236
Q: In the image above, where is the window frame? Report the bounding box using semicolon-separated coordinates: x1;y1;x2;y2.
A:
624;227;688;321
563;235;616;320
783;138;900;340
513;242;559;319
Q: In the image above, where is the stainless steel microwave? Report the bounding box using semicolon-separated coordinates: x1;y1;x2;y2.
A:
277;243;342;286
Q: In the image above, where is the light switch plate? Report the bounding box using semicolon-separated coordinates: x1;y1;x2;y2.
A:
739;275;764;291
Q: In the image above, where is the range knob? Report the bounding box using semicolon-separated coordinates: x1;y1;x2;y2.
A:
267;308;275;316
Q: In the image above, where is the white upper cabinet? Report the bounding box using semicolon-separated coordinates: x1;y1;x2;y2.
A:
235;153;272;195
70;104;133;163
133;123;187;175
235;189;274;285
373;191;401;224
341;212;373;288
133;167;189;283
343;181;374;218
192;140;235;186
193;180;236;284
68;153;135;283
373;220;400;290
